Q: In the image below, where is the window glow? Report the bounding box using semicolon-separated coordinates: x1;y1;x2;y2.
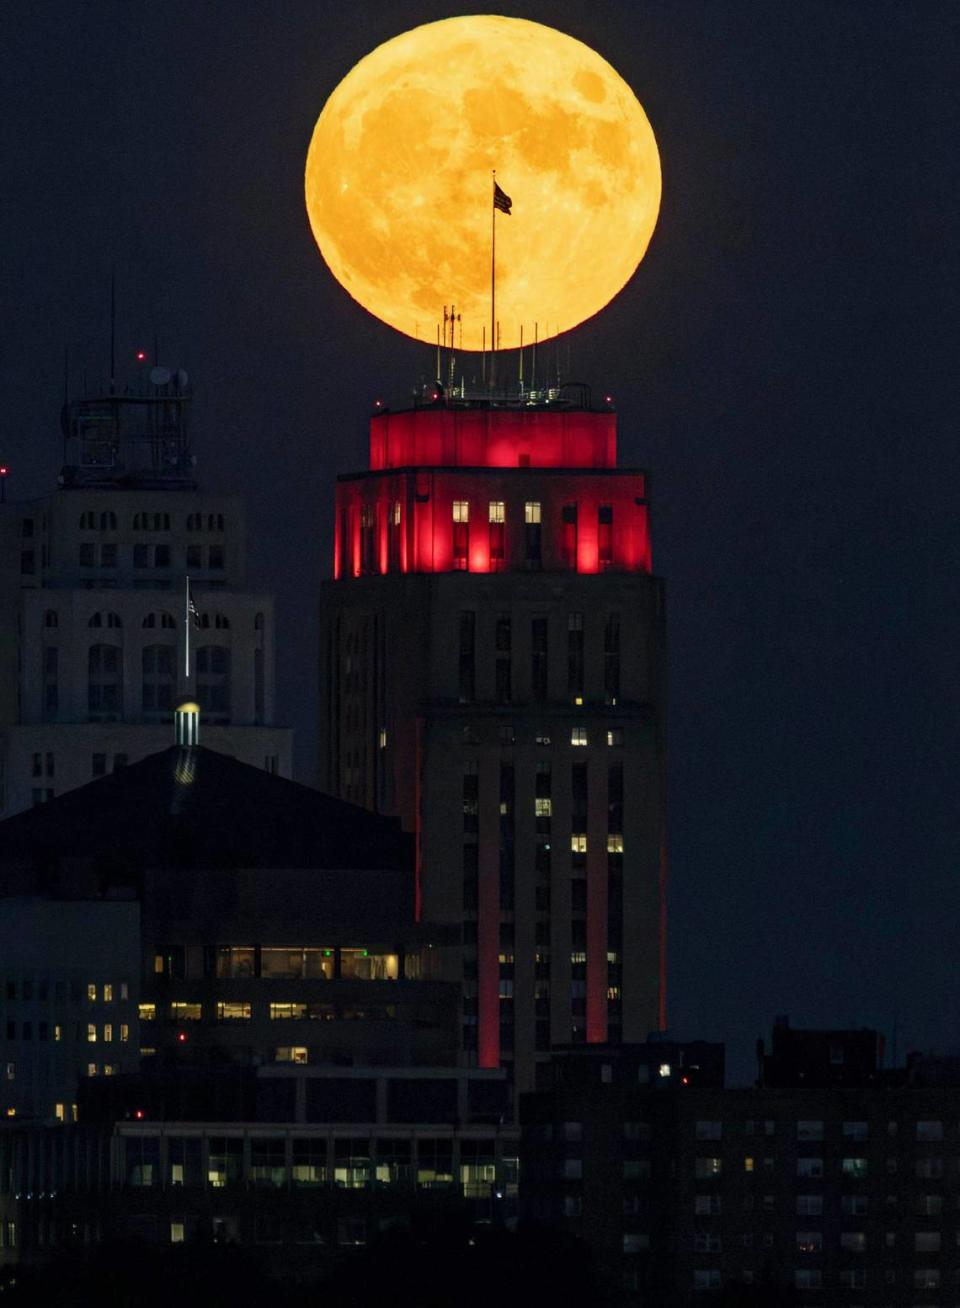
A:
607;834;624;853
86;1024;97;1043
524;500;541;524
488;501;505;523
275;1046;308;1064
571;727;588;746
452;500;469;523
169;1003;201;1021
87;983;97;1001
139;1003;156;1021
217;1002;251;1021
571;834;587;853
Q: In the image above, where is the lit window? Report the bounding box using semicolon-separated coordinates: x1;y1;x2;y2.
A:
524;501;541;524
658;1063;671;1078
694;1157;722;1178
153;955;164;974
607;834;624;854
378;728;387;748
139;1003;156;1021
571;834;587;853
54;1103;65;1122
103;1064;116;1076
87;1063;98;1076
340;949;399;980
170;1222;185;1244
275;1047;308;1064
86;1024;97;1043
796;1231;823;1253
744;1156;754;1172
571;728;588;746
120;982;129;999
87;983;97;1002
606;729;623;746
269;1003;307;1020
217;1003;251;1021
452;501;469;523
534;798;552;817
488;501;505;523
103;1024;113;1042
119;1024;129;1043
54;1025;62;1042
169;1003;201;1021
103;984;113;1003
5;1063;14;1082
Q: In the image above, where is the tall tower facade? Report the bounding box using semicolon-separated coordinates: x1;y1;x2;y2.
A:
320;394;666;1091
0;379;292;816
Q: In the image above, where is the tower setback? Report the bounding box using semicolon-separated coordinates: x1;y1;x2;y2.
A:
320;393;667;1092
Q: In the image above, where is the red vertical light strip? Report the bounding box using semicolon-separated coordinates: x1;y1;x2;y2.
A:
351;499;362;578
377;495;389;574
586;843;608;1043
333;491;342;580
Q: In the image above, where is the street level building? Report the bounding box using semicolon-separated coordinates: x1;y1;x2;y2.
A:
319;391;668;1092
0;377;291;817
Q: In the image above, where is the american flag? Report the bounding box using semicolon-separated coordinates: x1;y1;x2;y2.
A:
493;182;512;215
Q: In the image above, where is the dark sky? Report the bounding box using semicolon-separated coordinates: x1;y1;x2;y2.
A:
3;1;957;1082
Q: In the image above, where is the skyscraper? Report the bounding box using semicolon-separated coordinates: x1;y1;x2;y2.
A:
320;388;667;1092
0;375;291;816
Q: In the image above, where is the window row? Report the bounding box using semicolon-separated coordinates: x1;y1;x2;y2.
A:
121;1135;513;1197
49;608;253;629
3;978;129;1003
78;543;225;570
152;945;404;981
140;1003;396;1025
77;512;225;532
458;610;622;705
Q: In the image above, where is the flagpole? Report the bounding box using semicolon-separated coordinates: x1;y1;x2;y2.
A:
491;170;496;392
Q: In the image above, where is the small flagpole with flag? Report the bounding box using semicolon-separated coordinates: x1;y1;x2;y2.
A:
491;171;512;391
184;576;200;677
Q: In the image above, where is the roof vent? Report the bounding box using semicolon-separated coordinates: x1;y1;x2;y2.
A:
175;701;199;747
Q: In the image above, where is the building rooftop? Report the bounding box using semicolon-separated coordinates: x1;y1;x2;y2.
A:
0;745;409;873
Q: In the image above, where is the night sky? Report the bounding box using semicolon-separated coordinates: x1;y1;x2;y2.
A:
3;1;956;1083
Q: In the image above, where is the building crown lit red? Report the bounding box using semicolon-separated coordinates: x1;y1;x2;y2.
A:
334;399;652;580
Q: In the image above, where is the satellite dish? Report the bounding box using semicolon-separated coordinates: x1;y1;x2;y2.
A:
176;369;189;389
150;366;171;386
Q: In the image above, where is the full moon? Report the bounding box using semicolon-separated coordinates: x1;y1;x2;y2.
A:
304;15;661;352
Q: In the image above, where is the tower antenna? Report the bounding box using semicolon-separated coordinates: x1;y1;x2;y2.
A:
519;324;524;387
532;321;538;393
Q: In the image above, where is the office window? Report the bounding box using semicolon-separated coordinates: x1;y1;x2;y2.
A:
495;616;512;703
694;1195;721;1215
531;616;548;701
458;612;476;702
838;1269;866;1290
914;1269;940;1289
796;1195;822;1215
917;1120;944;1140
694;1158;722;1178
797;1120;823;1141
524;500;542;566
561;503;578;569
571;727;588;746
842;1157;868;1178
797;1157;823;1178
793;1270;821;1290
843;1120;868;1140
915;1231;941;1252
87;644;122;718
567;612;584;698
696;1121;722;1140
693;1270;720;1290
452;501;469;569
842;1194;868;1215
216;1002;251;1022
840;1231;866;1252
598;505;613;569
275;1046;308;1064
196;645;231;719
142;645;175;715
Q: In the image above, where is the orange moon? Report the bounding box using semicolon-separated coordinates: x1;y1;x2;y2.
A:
304;15;661;351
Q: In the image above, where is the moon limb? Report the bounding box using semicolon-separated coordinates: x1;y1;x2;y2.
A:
305;15;661;351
